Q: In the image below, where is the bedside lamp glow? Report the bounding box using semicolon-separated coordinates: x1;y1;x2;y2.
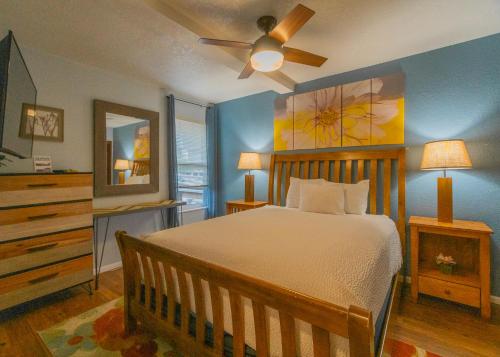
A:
114;159;130;185
420;139;472;222
238;152;262;202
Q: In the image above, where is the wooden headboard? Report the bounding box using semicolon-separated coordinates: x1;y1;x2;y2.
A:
131;159;150;176
268;148;406;254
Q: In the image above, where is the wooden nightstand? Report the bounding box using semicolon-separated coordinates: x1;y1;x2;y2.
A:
409;216;492;319
226;200;267;215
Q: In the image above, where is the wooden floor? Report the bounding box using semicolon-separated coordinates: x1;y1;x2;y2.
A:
0;269;498;357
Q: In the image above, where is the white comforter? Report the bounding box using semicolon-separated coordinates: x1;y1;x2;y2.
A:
145;206;402;356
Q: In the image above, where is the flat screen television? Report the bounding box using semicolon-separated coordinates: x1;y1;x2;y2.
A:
0;31;37;158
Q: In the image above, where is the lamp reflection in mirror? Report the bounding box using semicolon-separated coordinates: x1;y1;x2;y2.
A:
238;152;262;202
114;159;130;185
420;139;472;222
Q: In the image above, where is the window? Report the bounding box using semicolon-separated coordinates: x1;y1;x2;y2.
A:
176;118;207;210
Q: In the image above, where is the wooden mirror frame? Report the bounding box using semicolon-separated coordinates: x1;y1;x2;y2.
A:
94;100;159;197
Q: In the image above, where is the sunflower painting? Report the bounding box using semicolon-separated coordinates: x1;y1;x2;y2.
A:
293;91;317;149
371;73;405;145
316;86;342;148
274;95;294;150
273;73;404;151
341;79;372;147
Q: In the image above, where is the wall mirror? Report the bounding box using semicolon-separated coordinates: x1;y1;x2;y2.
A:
94;100;159;197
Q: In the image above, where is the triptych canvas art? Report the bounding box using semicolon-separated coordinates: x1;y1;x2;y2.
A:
274;73;405;151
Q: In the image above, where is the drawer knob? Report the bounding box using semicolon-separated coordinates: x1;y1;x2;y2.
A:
444;289;451;295
28;272;59;285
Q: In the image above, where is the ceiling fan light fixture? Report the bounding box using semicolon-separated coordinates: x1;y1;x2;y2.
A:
250;50;284;72
250;35;284;72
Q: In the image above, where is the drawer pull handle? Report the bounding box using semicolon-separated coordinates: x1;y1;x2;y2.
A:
444;289;451;295
26;243;58;252
27;213;58;221
28;272;59;284
26;183;58;188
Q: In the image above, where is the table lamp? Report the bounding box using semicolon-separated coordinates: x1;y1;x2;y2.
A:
238;152;262;202
114;159;130;185
420;139;472;223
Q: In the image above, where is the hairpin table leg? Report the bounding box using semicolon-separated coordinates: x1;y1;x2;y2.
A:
94;216;110;290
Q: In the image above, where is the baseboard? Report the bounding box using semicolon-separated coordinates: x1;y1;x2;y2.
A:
404;275;500;305
491;295;500;305
98;261;122;274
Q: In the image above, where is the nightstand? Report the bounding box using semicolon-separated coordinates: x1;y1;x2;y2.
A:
409;216;492;319
226;200;267;215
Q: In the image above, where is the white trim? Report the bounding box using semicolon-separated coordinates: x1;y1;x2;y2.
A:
98;261;122;274
181;206;207;213
404;275;500;305
491;295;500;305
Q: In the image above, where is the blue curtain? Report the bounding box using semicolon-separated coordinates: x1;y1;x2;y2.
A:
205;105;218;218
166;95;179;227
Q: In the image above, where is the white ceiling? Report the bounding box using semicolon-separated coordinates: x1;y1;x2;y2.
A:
1;0;499;104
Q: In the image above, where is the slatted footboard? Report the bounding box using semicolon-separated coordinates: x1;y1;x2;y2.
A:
116;231;378;357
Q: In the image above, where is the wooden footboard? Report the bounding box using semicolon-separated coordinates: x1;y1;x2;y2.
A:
116;231;387;357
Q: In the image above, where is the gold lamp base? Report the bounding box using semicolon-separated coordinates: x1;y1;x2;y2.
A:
118;171;125;185
437;177;453;223
244;174;255;202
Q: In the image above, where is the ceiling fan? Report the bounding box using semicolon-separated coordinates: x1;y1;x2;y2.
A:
198;4;327;79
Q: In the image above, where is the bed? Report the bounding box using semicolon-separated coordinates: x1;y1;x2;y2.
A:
116;148;406;357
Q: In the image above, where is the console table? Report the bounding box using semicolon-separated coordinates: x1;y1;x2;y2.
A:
92;199;185;289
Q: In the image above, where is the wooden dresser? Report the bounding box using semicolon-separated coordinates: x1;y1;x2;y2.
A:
0;173;94;311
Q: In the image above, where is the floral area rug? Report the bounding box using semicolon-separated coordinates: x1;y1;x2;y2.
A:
37;298;175;356
38;297;440;357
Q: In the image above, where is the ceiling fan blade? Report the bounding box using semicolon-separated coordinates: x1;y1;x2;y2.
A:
283;47;327;67
199;38;253;49
238;61;255;79
269;4;315;43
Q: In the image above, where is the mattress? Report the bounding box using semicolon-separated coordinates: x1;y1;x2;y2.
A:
145;206;402;356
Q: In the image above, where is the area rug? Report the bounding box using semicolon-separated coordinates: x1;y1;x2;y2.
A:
37;298;175;356
38;297;440;357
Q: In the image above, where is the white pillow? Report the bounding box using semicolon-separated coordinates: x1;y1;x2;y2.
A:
299;183;345;215
285;177;325;208
344;180;370;215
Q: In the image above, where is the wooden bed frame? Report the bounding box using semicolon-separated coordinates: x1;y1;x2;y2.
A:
116;148;406;357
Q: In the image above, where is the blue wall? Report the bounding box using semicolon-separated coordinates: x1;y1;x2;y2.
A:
216;33;500;295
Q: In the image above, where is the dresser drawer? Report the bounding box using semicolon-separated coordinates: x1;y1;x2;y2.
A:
419;275;480;307
0;255;93;310
0;174;93;208
0;228;93;276
0;201;93;242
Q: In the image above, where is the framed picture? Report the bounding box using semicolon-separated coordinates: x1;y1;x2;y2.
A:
19;103;64;142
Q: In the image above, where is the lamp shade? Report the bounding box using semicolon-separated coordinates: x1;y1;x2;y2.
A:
250;36;284;72
238;152;262;170
420;139;472;170
114;159;130;170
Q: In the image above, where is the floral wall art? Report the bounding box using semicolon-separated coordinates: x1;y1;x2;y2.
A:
274;73;404;150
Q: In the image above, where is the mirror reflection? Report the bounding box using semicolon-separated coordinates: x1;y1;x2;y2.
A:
105;113;150;185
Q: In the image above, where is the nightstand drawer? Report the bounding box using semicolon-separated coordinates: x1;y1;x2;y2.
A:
419;275;480;307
